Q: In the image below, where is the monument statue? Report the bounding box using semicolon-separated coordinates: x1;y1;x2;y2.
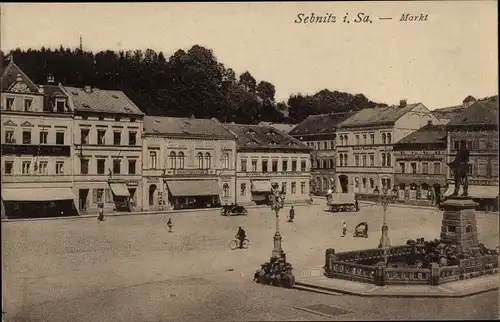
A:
447;139;470;197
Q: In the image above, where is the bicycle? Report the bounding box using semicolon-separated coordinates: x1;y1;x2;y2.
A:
229;238;250;250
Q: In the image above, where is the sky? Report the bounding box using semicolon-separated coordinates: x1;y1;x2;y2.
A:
1;1;497;110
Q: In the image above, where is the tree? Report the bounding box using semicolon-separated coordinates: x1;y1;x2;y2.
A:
256;81;276;103
239;71;257;93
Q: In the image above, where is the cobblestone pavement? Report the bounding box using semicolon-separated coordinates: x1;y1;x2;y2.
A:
2;203;499;321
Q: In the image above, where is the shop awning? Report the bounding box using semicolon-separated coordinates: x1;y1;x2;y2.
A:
251;180;271;192
167;180;220;197
252;194;269;202
444;184;498;199
1;188;77;201
109;183;130;197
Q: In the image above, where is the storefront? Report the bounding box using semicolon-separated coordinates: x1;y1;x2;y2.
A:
108;182;132;212
166;180;221;210
250;180;272;205
1;188;79;219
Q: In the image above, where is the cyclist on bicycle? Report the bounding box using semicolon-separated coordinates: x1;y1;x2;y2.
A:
236;226;246;249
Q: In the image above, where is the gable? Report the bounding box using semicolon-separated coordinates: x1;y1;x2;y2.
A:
2;120;17;127
20;121;34;127
1;62;39;93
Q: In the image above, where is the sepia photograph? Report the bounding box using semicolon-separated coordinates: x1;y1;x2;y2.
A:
1;1;498;321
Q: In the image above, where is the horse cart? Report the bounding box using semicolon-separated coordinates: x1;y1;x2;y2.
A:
326;192;359;212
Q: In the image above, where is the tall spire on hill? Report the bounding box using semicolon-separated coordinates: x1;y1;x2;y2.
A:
79;35;83;52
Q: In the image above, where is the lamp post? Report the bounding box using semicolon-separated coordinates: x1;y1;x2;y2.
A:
270;183;286;259
377;185;391;250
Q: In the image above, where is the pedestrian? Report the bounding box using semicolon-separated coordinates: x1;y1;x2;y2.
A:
167;218;173;232
97;207;105;221
288;206;295;222
342;221;347;237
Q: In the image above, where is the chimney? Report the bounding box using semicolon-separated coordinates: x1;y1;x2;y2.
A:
38;85;44;94
83;85;92;93
16;74;23;82
399;99;407;107
47;74;55;84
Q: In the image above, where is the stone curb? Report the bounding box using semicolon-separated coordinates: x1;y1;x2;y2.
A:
294;277;499;298
1;202;311;222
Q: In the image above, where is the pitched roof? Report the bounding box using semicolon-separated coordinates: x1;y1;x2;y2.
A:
447;96;499;126
337;103;420;128
289;112;355;136
63;86;144;115
394;124;447;146
144;116;235;139
223;123;310;151
0;62;39;93
431;104;466;120
258;122;296;133
41;84;68;111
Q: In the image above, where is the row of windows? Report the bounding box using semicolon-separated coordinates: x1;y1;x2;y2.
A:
354;177;392;191
399;162;442;175
148;151;214;170
452;139;498;151
80;129;137;146
4;96;66;112
306;141;335;151
240;159;307;172
312;158;335;169
338;133;392;146
79;158;137;175
4;160;65;175
338;153;392;167
240;181;307;196
4;129;66;145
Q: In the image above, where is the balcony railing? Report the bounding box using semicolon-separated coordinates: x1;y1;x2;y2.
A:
239;171;308;176
1;144;71;156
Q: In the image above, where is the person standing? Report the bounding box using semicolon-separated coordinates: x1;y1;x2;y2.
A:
342;221;347;237
288;206;295;222
167;218;173;232
97;198;105;221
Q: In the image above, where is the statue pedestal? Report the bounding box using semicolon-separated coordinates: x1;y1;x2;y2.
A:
440;196;478;253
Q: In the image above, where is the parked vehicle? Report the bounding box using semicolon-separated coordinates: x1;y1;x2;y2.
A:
221;204;248;216
354;221;368;238
326;192;358;212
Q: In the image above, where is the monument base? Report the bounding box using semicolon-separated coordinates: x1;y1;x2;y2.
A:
439;196;478;253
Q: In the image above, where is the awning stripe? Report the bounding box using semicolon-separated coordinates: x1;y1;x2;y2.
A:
109;183;130;197
167;180;220;197
1;188;77;201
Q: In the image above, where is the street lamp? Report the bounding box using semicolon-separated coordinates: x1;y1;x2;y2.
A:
377;184;391;250
270;183;286;259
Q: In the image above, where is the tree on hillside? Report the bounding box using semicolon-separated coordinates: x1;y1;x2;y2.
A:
239;71;257;93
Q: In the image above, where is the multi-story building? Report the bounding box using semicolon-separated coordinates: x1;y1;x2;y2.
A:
289;112;355;195
61;85;145;214
444;96;498;212
335;100;439;195
142;116;237;210
222;123;312;205
1;62;77;218
432;96;478;125
393;121;447;206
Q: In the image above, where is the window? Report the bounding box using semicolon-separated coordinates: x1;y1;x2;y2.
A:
370;134;375;145
241;159;247;172
386;152;391;167
128;132;137;145
81;129;89;144
422;162;429;174
22;131;31;144
24;99;32;112
339;136;344;146
197;152;204;169
467;140;473;150
113;132;121;145
339;154;343;167
282;160;288;171
4;161;13;174
343;154;348;166
169;152;176;169
56;132;65;145
491;161;498;177
80;159;89;174
56;161;64;174
251;160;257;172
204;153;211;169
453;140;459;150
330;141;335;150
128;159;136;174
370;178;374;189
97;130;106;145
411;162;417;174
382;133;386;144
6;97;14;110
467;163;473;176
355;178;359;188
97;159;106;174
362;178;367;189
130;117;136;122
114;117;121;122
223;184;229;198
56;99;65;113
479;139;487;150
240;183;246;196
386;179;391;190
301;160;306;172
38;161;48;175
387;133;392;144
300;182;306;194
400;162;405;173
355;154;360;166
272;160;278;172
149;150;158;169
362;155;367;167
369;154;374;166
262;159;268;172
478;160;487;176
22;161;31;174
447;225;456;233
292;160;297;172
465;225;472;233
282;182;287;194
113;159;122;174
381;153;386;167
355;135;360;145
323;142;327;150
5;130;15;143
433;162;441;174
222;153;230;169
291;182;297;194
362;134;366;145
177;152;185;169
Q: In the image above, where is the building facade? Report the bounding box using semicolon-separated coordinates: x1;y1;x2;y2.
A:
1;62;77;218
222;123;312;205
142;116;237;211
62;85;145;214
393;122;448;206
289;112;354;195
335;101;439;195
445;96;499;211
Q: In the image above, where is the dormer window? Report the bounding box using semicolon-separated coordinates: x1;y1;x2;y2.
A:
6;97;14;110
24;99;33;112
56;99;66;113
